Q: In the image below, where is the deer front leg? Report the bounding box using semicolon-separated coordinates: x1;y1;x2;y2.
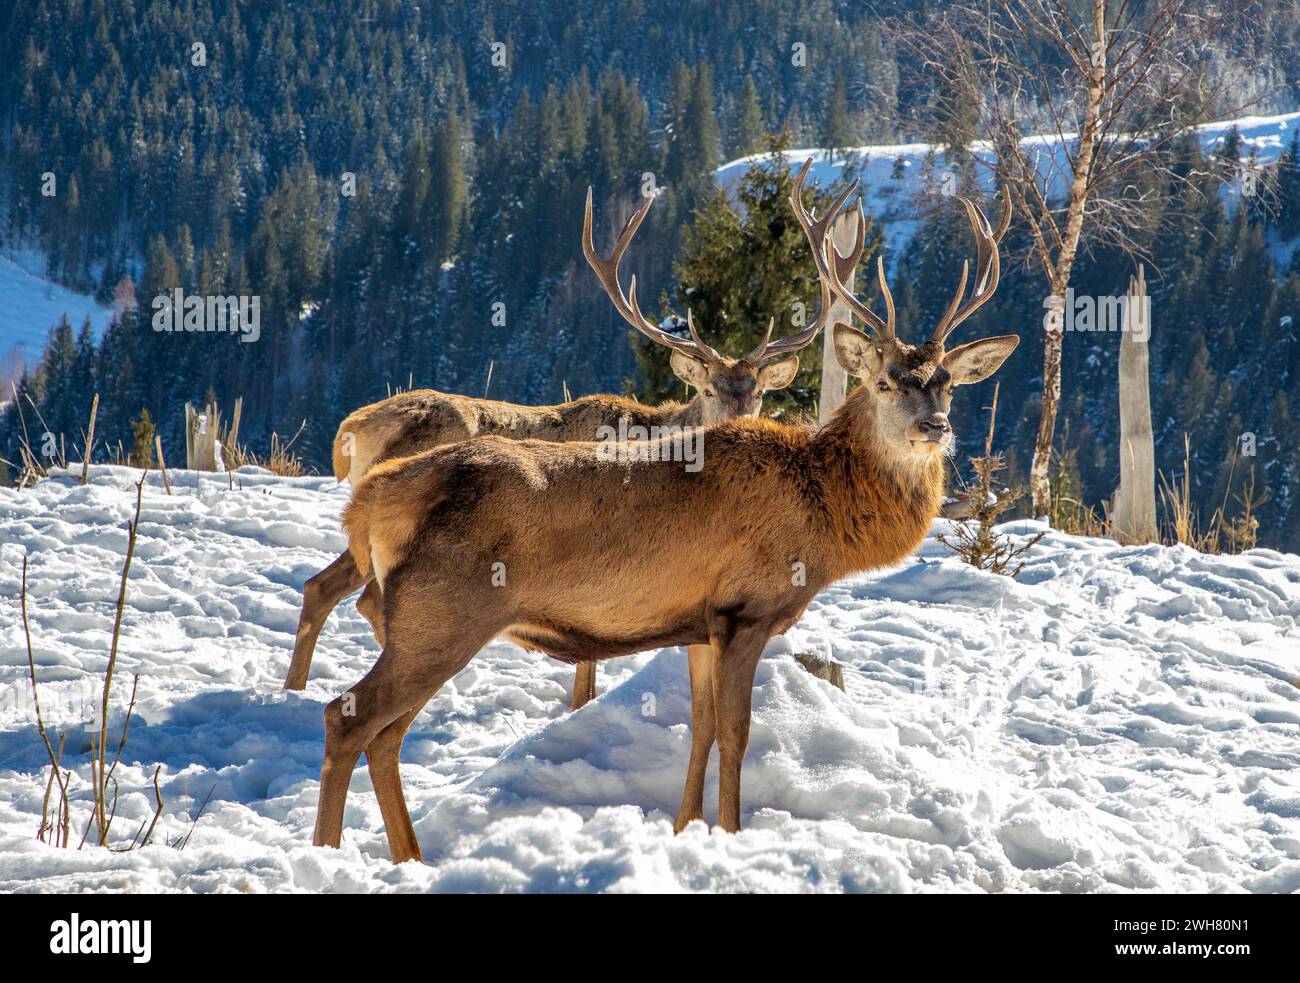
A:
570;661;597;710
673;643;717;833
287;550;368;690
712;625;768;833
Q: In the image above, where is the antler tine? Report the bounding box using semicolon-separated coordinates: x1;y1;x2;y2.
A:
685;309;724;361
821;211;894;340
789;158;895;342
874;255;895;333
583;187;717;360
780;157;878;352
742;317;775;363
929;189;1007;345
971;189;1011;296
831;203;866;286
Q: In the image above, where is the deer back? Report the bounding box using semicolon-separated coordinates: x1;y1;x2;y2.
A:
331;389;692;489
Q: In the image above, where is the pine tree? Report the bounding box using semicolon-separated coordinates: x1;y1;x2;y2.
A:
128;407;155;468
1275;127;1300;239
930;48;979;169
732;75;765;158
821;71;852;158
429;107;466;263
631;141;880;416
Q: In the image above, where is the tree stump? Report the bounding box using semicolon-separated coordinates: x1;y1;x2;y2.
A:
184;402;222;471
1112;265;1157;544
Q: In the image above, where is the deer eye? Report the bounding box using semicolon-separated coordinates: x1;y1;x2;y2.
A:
877;380;890;393
704;388;715;397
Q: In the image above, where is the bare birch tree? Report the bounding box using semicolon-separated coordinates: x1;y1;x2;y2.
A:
905;0;1261;514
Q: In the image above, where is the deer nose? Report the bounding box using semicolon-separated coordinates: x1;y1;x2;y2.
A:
918;414;951;436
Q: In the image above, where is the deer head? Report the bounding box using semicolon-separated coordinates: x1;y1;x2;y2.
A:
584;187;862;425
791;160;1019;461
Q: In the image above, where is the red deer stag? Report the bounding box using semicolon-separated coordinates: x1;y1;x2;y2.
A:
312;161;1018;862
285;187;858;699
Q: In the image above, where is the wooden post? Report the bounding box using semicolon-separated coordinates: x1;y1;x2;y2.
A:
80;393;98;485
817;211;858;425
184;401;222;471
1112;265;1157;544
154;436;173;495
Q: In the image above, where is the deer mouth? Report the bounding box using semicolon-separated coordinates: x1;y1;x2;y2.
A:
910;436;948;455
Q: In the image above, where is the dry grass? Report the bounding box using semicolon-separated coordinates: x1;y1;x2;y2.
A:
1047;430;1111;538
22;474;164;850
1158;435;1268;555
221;418;308;477
7;381;62;486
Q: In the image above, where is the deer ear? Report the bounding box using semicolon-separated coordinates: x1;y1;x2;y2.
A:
670;350;710;389
832;322;881;379
942;335;1020;386
756;354;800;391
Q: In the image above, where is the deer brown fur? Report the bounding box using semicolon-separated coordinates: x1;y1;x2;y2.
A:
311;164;1020;862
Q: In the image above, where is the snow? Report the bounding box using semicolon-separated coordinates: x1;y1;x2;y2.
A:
716;110;1300;270
1;466;1298;893
0;250;113;369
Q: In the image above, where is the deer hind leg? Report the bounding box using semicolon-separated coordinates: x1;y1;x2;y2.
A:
570;661;597;710
364;706;424;863
312;593;499;855
286;550;368;690
673;643;717;833
356;580;385;647
712;624;769;833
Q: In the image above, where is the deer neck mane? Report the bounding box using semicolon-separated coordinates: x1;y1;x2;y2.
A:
811;386;946;575
650;397;703;429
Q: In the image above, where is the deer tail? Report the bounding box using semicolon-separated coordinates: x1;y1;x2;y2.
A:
331;412;360;483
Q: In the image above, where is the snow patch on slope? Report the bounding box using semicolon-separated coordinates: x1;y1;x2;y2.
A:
0;250;112;370
716;110;1300;267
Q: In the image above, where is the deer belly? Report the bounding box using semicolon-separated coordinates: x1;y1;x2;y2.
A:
504;617;706;663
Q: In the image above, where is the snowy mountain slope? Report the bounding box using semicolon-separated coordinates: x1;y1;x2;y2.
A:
716;110;1300;270
0;466;1298;893
0;251;112;368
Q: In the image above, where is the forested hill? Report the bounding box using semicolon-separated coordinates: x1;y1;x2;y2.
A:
0;0;902;441
4;1;1300;548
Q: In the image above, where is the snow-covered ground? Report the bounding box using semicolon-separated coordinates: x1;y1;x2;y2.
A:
717;110;1300;268
1;466;1298;893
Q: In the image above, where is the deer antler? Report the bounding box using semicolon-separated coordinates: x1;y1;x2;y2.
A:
792;160;895;342
583;187;722;362
787;158;870;349
930;190;1012;346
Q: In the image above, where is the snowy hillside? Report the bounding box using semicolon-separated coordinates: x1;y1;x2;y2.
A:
1;467;1299;893
716;110;1300;269
0;251;112;369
